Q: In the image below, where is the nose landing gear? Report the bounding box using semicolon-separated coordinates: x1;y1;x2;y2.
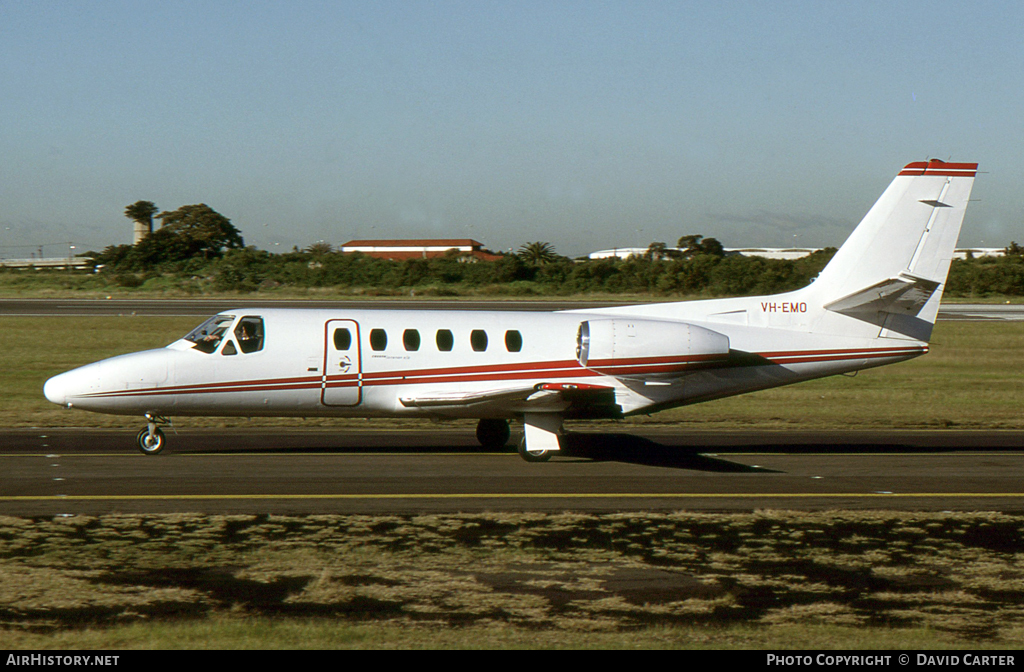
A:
137;414;170;455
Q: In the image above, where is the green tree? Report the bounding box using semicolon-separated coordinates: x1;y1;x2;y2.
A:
156;204;244;259
493;254;534;283
644;241;669;260
130;227;197;267
86;244;135;269
518;241;560;264
676;234;725;258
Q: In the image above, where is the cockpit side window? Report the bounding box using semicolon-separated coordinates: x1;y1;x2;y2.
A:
185;315;235;354
234;316;265;354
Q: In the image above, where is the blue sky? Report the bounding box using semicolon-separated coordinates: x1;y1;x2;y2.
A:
2;0;1022;258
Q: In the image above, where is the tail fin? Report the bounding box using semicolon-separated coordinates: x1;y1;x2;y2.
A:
805;159;977;341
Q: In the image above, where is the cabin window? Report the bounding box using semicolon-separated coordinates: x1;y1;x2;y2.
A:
235;317;265;354
403;329;421;351
333;328;352;350
185;314;235;354
436;329;454;352
369;329;388;351
221;340;238;356
470;329;488;352
505;330;523;352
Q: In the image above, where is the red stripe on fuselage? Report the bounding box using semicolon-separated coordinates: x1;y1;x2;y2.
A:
76;345;925;401
86;376;327;398
758;345;925;360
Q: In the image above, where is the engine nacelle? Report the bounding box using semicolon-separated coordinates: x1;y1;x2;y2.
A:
576;318;730;377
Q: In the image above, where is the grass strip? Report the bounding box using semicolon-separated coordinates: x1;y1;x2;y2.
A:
2;511;1024;648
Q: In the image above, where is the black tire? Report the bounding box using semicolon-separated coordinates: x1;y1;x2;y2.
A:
136;427;166;455
517;437;551;463
476;418;511;449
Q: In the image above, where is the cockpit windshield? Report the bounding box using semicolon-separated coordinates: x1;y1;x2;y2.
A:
184;315;235;354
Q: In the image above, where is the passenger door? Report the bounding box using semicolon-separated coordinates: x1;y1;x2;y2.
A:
322;319;362;406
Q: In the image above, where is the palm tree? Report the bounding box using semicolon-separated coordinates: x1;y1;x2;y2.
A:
124;200;158;244
305;241;334;256
517;241;559;264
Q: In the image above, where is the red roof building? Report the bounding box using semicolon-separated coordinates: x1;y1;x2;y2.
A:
339;239;502;261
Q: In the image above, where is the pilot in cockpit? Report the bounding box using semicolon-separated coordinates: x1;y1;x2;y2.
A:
235;318;264;353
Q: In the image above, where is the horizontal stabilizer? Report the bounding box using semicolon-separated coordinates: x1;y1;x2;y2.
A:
823;272;941;318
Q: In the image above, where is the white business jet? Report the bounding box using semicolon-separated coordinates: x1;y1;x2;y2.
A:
44;160;977;461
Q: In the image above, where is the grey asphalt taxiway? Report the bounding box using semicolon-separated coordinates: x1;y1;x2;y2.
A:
2;428;1023;516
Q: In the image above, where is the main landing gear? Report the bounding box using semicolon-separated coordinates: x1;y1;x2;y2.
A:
474;417;559;462
517;437;552;462
476;418;511;449
516;413;563;463
137;414;170;455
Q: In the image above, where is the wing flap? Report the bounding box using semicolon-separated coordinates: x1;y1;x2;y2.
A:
399;386;537;408
399;382;620;417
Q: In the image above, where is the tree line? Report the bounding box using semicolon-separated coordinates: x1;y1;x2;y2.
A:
74;201;1024;298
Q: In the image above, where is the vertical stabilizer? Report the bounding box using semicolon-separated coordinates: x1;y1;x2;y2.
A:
807;160;977;340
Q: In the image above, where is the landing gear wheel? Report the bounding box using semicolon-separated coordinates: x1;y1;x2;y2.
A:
136;427;166;455
517;437;551;463
476;418;511;449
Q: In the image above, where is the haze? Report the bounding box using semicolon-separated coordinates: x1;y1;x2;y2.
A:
1;1;1021;259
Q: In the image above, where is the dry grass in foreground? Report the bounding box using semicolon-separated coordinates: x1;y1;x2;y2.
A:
2;511;1024;648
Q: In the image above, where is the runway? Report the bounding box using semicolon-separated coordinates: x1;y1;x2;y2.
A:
2;298;1022;319
2;428;1023;515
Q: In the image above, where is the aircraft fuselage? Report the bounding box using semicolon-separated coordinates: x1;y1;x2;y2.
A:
43;304;924;420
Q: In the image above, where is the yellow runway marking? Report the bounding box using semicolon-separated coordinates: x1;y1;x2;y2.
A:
3;452;1024;459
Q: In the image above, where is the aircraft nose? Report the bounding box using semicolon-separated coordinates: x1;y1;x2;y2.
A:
44;366;99;408
43;372;70;406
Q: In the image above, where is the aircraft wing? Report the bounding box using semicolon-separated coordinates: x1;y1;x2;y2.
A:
399;386;540;408
399;382;618;417
823;272;941;318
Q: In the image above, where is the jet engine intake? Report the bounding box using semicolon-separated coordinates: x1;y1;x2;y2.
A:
576;319;730;377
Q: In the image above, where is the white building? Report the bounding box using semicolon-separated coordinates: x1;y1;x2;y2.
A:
588;247;1005;261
